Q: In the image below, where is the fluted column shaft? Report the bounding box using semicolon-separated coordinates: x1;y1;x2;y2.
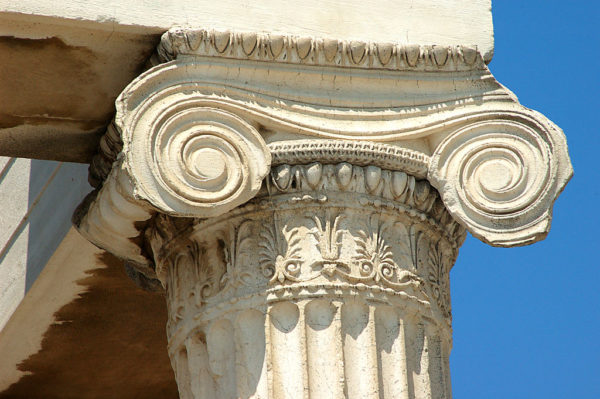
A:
149;162;465;399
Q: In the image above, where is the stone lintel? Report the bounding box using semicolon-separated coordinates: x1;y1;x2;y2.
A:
0;0;493;162
1;0;494;60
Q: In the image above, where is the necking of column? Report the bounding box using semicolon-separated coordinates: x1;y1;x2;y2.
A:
148;162;466;399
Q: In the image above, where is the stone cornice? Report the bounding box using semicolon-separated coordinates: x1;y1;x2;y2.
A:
157;27;486;71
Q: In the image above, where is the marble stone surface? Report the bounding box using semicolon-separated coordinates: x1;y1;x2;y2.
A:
73;25;571;398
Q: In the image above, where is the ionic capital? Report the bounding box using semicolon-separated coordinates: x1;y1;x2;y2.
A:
75;28;571;276
72;26;571;399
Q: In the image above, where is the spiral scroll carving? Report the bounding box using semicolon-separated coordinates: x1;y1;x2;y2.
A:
429;118;572;247
122;94;271;218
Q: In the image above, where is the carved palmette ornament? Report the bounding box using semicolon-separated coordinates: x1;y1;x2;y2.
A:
151;164;462;333
150;162;461;399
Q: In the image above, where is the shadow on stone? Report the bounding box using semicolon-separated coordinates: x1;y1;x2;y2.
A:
0;252;178;399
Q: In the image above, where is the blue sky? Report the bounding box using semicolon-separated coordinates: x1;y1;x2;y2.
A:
450;2;599;398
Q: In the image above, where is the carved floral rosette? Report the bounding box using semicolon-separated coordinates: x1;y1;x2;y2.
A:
149;162;464;399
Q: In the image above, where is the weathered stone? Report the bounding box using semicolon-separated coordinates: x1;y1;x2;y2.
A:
72;25;571;399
